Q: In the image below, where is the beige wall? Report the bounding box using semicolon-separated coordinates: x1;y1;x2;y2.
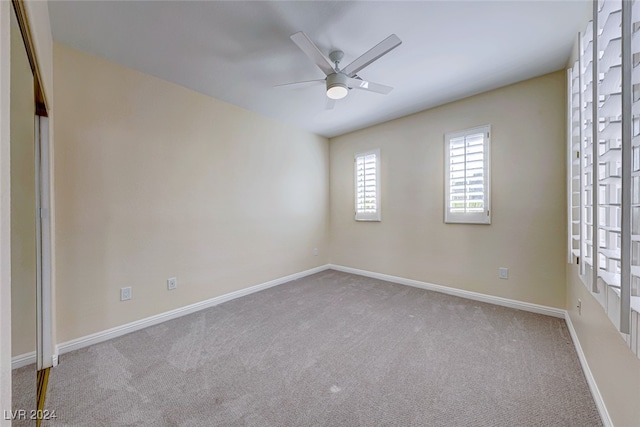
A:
53;43;329;343
567;265;640;427
0;1;12;421
330;71;567;309
10;23;36;357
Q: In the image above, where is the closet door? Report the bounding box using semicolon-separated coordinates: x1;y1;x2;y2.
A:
9;0;37;415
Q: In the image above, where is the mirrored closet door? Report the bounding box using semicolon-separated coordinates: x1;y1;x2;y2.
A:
9;0;51;423
10;0;37;419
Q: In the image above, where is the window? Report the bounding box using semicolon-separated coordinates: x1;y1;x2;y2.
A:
444;125;491;224
355;148;380;221
567;0;639;351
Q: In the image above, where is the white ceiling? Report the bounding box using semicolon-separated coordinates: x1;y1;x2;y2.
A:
48;1;590;138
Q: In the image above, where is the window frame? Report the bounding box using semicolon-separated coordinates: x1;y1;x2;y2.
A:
354;148;381;222
444;125;491;225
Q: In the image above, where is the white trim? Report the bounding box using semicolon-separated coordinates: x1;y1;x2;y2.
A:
566;68;573;265
37;115;52;369
11;351;35;370
328;264;565;318
35;115;43;369
11;350;56;369
56;265;330;355
564;313;613;427
620;0;632;336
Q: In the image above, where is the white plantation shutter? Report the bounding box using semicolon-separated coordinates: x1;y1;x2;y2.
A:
569;0;637;348
355;149;381;221
444;126;491;224
595;0;625;330
568;63;582;265
581;19;596;287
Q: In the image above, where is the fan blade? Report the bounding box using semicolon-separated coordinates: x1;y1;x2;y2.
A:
342;34;402;77
290;32;335;76
347;77;393;94
274;79;325;89
326;98;336;110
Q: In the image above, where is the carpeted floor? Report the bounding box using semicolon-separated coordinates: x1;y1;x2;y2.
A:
43;270;602;426
12;364;36;427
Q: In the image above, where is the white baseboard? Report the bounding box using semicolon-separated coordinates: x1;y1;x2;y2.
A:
564;313;612;427
57;264;330;356
328;264;566;318
12;352;58;369
51;263;608;426
57;264;563;357
11;351;35;370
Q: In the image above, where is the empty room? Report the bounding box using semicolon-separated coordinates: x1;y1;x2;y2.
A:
2;0;640;426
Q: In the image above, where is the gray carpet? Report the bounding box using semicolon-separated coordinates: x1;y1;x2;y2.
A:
12;364;36;427
43;270;602;426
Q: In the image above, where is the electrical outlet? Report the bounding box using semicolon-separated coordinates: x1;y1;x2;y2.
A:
167;277;177;290
313;248;318;256
120;287;132;301
577;299;582;315
499;267;509;279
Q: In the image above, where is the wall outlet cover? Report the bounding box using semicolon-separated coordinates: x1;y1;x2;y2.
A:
120;287;132;301
499;268;509;279
167;277;177;290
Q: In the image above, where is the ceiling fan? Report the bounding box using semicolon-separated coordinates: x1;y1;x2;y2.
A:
277;31;402;108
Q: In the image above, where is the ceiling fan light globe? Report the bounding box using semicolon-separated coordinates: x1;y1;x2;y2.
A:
326;72;349;100
327;84;348;100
